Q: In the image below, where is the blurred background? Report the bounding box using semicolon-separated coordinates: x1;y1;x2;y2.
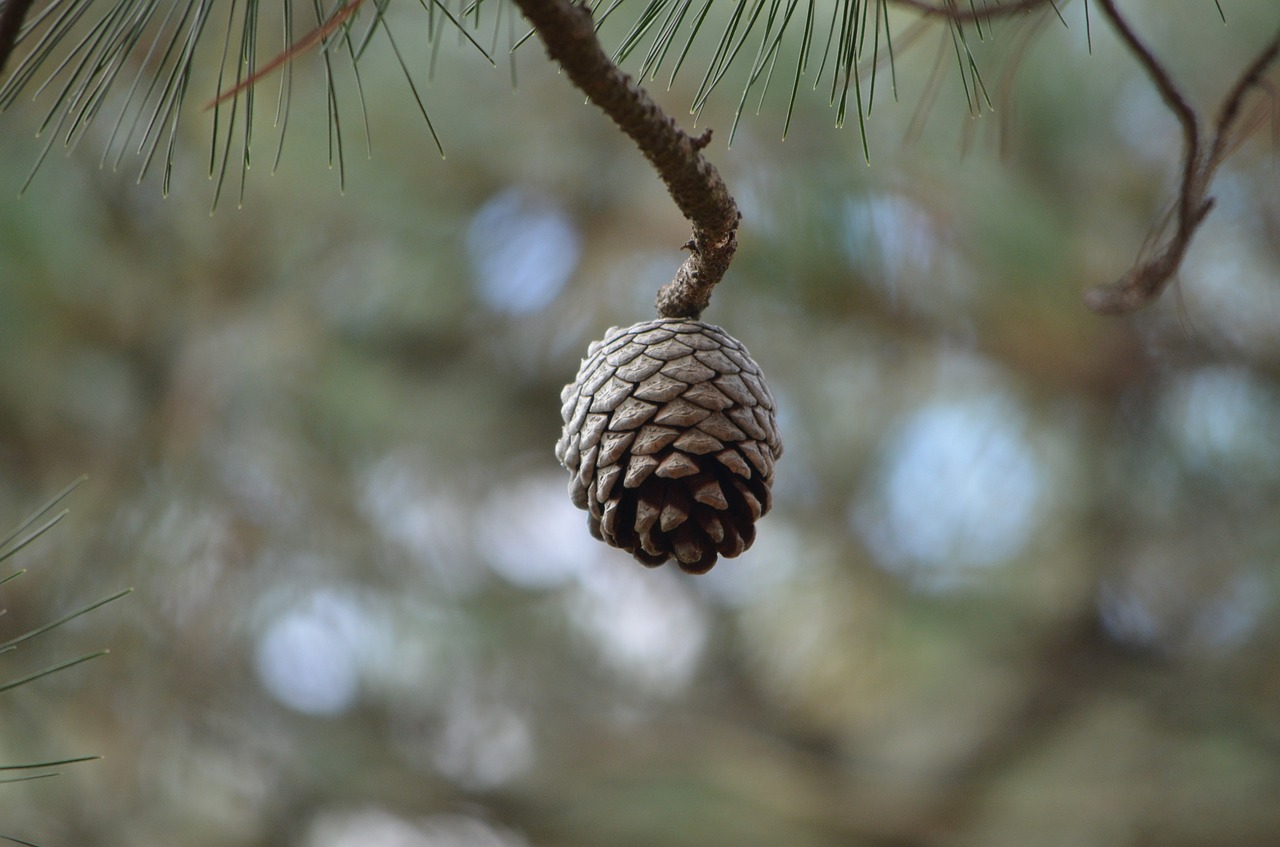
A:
1;0;1279;844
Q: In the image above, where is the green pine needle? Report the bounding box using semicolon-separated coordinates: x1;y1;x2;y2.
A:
0;650;110;693
0;588;134;653
0;755;102;771
0;476;85;562
0;832;48;847
0;0;487;201
0;0;1083;189
0;771;64;785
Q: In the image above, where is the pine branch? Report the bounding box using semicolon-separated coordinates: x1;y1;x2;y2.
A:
1084;1;1280;314
512;0;739;319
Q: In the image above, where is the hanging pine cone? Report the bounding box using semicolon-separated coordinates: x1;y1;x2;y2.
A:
556;318;782;573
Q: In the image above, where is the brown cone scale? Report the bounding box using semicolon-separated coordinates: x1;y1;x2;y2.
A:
556;318;782;573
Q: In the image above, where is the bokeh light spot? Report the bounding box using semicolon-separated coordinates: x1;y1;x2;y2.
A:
466;187;581;314
254;588;374;716
305;809;530;847
479;474;599;589
568;565;708;696
854;397;1044;588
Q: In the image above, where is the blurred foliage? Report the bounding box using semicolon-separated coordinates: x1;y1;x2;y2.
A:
1;1;1280;846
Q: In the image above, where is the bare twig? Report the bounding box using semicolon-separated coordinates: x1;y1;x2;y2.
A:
1208;31;1280;170
511;0;739;319
1085;1;1280;314
0;0;37;78
1095;0;1203;238
898;0;1279;315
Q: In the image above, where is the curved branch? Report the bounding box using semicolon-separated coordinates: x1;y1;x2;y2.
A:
1094;0;1201;233
511;0;739;319
1208;28;1280;171
1085;5;1280;314
901;0;1278;316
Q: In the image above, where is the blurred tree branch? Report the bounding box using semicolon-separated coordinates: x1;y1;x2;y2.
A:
890;0;1055;22
888;0;1280;315
512;0;739;319
1084;1;1280;314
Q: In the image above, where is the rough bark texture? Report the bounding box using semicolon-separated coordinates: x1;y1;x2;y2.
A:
512;0;739;318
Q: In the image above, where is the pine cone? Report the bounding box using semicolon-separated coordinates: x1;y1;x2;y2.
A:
556;318;782;573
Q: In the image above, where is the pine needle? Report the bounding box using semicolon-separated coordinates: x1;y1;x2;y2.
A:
0;771;64;785
0;756;101;771
0;588;133;653
0;651;110;693
780;0;814;138
728;0;798;143
0;476;85;561
271;0;294;171
372;5;444;157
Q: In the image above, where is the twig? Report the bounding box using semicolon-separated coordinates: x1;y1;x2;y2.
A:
511;0;739;319
1208;30;1280;171
0;0;37;78
1095;0;1202;238
900;0;1279;315
1085;2;1280;314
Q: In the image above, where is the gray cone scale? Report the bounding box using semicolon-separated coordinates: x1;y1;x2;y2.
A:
556;318;782;573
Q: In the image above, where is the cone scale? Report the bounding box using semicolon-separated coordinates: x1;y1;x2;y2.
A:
556;318;782;573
